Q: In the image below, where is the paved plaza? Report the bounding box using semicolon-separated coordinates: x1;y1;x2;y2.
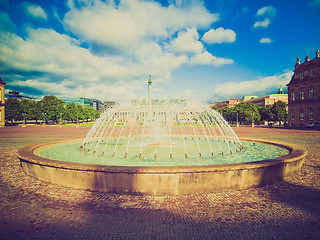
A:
0;125;320;239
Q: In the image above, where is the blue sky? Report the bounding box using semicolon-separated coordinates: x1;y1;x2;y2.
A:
0;0;319;103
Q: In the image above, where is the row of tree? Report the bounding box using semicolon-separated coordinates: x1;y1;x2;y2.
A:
5;96;101;124
214;101;288;124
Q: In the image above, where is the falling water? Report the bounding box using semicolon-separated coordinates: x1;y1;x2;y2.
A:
81;99;243;161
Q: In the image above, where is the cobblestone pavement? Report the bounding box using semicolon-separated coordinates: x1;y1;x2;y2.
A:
0;125;320;239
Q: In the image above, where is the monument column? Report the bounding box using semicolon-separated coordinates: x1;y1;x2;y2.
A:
0;77;6;127
148;74;152;105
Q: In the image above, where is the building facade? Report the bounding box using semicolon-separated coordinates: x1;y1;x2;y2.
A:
287;50;320;126
244;88;288;107
0;77;6;127
211;89;287;110
63;97;104;112
8;91;35;100
211;98;242;110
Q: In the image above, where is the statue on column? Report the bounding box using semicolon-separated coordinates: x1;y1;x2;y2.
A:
305;54;310;62
316;49;319;58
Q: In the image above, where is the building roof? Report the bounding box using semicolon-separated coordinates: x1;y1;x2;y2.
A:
0;77;6;86
242;96;258;100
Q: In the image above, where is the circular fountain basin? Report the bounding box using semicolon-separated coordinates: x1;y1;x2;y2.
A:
17;138;307;195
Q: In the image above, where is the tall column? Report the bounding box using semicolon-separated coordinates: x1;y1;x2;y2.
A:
148;74;152;105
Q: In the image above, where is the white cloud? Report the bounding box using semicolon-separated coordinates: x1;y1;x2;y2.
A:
190;51;234;67
23;2;47;20
254;18;270;28
256;6;276;17
212;71;292;100
0;27;189;102
260;37;272;43
0;0;238;102
64;0;218;50
254;5;276;29
171;28;203;54
202;27;236;44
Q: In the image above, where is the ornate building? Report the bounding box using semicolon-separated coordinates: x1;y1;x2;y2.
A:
287;49;320;126
0;77;6;127
210;98;242;110
244;88;288;107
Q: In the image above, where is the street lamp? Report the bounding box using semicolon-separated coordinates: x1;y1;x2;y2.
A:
42;113;46;124
22;112;26;126
251;112;254;127
236;112;239;127
22;112;26;123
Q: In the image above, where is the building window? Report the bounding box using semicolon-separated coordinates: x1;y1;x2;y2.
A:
291;110;295;121
291;90;295;101
300;72;304;78
310;69;313;76
300;88;304;100
300;109;304;120
309;86;314;99
309;108;314;121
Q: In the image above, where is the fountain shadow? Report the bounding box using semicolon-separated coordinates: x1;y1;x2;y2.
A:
264;181;320;216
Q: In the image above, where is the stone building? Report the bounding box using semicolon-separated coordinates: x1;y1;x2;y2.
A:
211;98;242;110
244;88;288;107
287;49;320;126
0;77;6;127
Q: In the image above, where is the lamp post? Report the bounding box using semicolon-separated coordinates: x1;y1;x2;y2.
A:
22;112;26;127
42;113;46;127
76;112;79;127
236;112;239;127
59;113;62;127
251;112;254;128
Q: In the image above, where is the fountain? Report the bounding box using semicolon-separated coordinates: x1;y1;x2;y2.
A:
17;76;307;195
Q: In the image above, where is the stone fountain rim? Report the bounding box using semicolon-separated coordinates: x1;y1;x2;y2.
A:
17;138;307;174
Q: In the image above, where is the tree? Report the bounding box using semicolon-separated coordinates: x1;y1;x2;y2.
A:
211;106;219;111
83;106;94;121
271;101;288;123
259;105;273;123
75;104;85;122
40;96;64;123
20;99;35;124
234;102;260;124
221;107;236;123
65;103;77;122
5;98;22;123
32;101;43;123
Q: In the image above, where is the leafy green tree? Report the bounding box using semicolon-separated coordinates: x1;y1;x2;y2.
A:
65;103;77;122
259;105;273;123
32;101;43;123
5;98;22;123
75;104;85;122
211;105;219;111
94;109;101;119
234;102;260;124
83;106;94;121
40;96;64;123
221;107;236;122
20;99;35;124
271;101;288;123
19;99;43;123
